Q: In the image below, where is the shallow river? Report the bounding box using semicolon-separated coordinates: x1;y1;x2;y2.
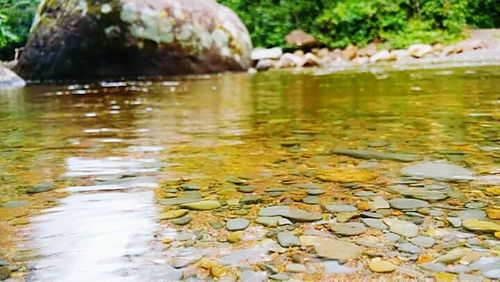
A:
0;66;498;281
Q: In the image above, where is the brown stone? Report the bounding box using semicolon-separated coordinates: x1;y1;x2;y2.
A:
285;30;317;49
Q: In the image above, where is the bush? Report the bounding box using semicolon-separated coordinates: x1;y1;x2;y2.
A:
219;0;498;49
0;0;39;60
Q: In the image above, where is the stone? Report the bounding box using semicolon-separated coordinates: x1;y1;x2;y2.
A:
251;47;283;61
369;196;390;210
389;198;429;210
383;233;401;242
256;59;276;71
0;266;11;280
180;200;221;210
0;65;25;90
269;273;289;281
384;218;419;237
27;182;54;194
180;183;200;191
256;216;292;227
336;212;358;223
370;50;397;63
486;209;500;220
342;45;358;61
368;259;397;273
361;218;388;230
401;161;474;181
17;0;252;79
226;218;250;231
1;200;29;208
302;196;320;205
421;263;446;272
172;216;192;225
436;249;469;263
316;168;379;183
300;236;363;260
277;232;300;247
241;195;262;204
330;222;367;236
227;231;243;243
331;149;419;162
399;189;449;201
462;219;500;233
324;204;357;213
408;44;433;58
276;53;303;68
159;209;188;220
239;270;267;282
238;186;256;193
397;243;421;254
324;260;360;274
285;263;306;273
258;206;322;222
410;236;435;248
285;30;317;48
458;209;486;220
306;189;325;195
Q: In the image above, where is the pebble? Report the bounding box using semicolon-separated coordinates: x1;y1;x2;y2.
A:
436;249;469;263
302;196;320;204
384;218;419;237
368;259;397;273
360;212;383;219
330;222;367;236
389;198;429;210
446;264;469;273
269;273;290;280
397;243;421;254
180;200;221;210
277;232;300;247
324;204;357;213
409;236;435;248
227;231;243;243
336;212;358;223
306;189;325;195
447;217;462;227
401;161;474;181
258;206;322;222
159;209;188;220
255;216;291;227
362;218;388;230
285;263;306;273
383;233;401;242
226;218;250;231
462;218;500;232
238;186;256;193
172;216;192;225
300;236;363;260
369;196;390;210
420;263;446;272
458;209;486;220
26;182;54;194
241;195;262;204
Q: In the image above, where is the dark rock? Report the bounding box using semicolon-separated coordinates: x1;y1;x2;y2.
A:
17;0;252;79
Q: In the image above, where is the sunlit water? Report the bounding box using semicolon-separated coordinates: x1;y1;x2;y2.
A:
0;66;498;280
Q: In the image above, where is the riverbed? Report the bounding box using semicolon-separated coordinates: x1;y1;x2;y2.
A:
0;66;499;281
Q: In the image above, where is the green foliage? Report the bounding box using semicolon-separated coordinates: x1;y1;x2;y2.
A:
220;0;499;49
0;0;39;60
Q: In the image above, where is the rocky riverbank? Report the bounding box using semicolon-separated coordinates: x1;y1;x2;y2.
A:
250;29;500;73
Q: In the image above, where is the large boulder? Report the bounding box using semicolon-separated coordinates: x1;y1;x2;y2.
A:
17;0;252;79
0;65;26;90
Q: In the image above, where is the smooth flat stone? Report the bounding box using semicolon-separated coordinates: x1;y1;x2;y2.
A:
369;196;390;210
383;233;401;242
324;261;359;274
180;183;200;190
285;263;306;273
306;189;325;195
180;200;221;210
159;209;188;220
269;273;290;281
172;216;192;225
458;209;486;220
401;161;474;181
302;196;320;205
330;222;367;236
384;218;419;237
226;218;250;231
277;232;300;247
436;249;469;263
331;149;420;162
410;236;435;248
397;243;421;254
462;219;500;233
362;218;388;230
241;195;262;204
389;198;429;210
447;217;462;227
420;263;446;272
336;212;358;223
300;236;363;260
258;206;322;222
324;204;357;213
27;182;54;194
255;216;292;227
294;183;322;190
400;190;449;201
238;186;256;193
368;259;397;273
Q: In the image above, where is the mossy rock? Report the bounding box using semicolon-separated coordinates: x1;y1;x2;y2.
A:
17;0;252;79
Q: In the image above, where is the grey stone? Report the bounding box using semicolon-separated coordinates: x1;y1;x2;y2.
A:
389;198;429;210
330;222;366;236
172;216;192;225
384;218;419;237
324;204;357;213
277;232;300;247
401;161;474;181
420;263;446;272
302;196;320;205
409;236;435;248
361;218;388;230
397;243;421;254
226;218;250;231
458;209;486;220
331;149;420;162
258;206;321;222
285;263;306;273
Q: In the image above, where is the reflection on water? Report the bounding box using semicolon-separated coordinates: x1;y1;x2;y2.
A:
0;67;498;280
